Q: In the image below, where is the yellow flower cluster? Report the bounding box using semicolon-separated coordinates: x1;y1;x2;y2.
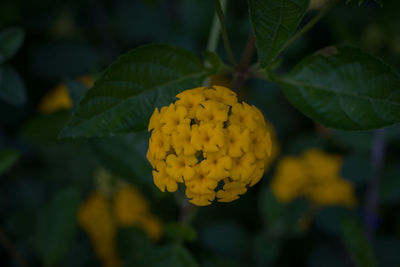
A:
147;86;272;206
271;149;356;207
38;75;94;114
78;184;162;267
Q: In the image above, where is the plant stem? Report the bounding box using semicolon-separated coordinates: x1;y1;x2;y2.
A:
233;33;256;93
282;0;340;51
179;199;198;225
214;0;237;66
365;128;385;241
207;0;228;53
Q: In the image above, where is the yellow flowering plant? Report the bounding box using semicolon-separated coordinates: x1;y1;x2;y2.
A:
271;148;357;208
146;85;272;206
78;181;163;267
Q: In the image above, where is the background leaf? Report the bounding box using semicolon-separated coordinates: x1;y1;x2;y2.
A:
249;0;310;67
0;27;24;63
0;148;19;175
341;219;377;267
60;43;212;138
278;46;400;130
32;187;81;267
0;65;27;106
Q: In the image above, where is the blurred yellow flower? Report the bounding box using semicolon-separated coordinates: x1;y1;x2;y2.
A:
38;75;94;114
271;148;357;207
147;85;274;206
78;182;163;267
78;192;120;267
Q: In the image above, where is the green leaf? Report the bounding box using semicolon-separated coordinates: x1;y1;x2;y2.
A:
252;233;280;266
341;220;377;267
90;131;152;185
0;149;19;175
65;78;88;107
278;46;400;130
117;227;155;262
0;65;27;106
165;222;197;243
32;187;80;267
259;188;307;237
379;165;400;204
127;244;198;267
357;0;383;7
202;51;225;72
249;0;310;67
200;221;248;261
60;43;212;138
0;27;24;63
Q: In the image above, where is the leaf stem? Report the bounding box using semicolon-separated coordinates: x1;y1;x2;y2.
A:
282;0;340;51
179;199;198;225
214;0;237;66
207;0;228;53
233;32;256;93
365;128;385;241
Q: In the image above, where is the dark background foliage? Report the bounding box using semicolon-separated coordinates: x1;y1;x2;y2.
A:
1;0;400;266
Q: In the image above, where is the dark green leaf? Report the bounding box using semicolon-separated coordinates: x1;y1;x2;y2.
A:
165;222;197;243
252;233;280;267
278;46;400;130
202;51;224;72
341;220;377;267
249;0;310;67
0;148;19;175
60;43;212;138
65;78;88;107
308;242;347;267
140;244;198;267
90;131;152;185
374;236;400;267
0;65;27;106
32;187;80;267
379;165;400;204
0;27;24;62
316;207;356;235
117;227;155;262
200;221;248;261
259;188;307;237
341;152;370;186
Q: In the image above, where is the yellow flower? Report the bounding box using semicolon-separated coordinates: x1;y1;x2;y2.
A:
225;124;250;158
161;104;190;134
114;185;149;225
175;88;205;118
203;85;237;106
185;164;218;195
230;102;258;131
147;86;273;206
202;150;232;179
191;123;224;153
271;149;357;208
152;161;178;192
38;75;93;114
78;192;120;267
216;181;247;202
113;184;163;240
196;100;229;125
230;153;256;182
171;125;197;156
165;154;197;182
185;188;216;206
38;84;73;114
147;130;171;164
